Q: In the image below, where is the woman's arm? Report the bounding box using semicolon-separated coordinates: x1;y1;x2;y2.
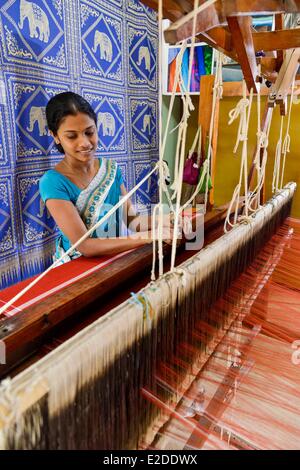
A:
120;184;173;233
46;199;153;257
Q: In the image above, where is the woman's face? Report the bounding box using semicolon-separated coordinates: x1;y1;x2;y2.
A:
54;112;98;163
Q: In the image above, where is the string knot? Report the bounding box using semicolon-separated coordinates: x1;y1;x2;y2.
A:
228;98;249;125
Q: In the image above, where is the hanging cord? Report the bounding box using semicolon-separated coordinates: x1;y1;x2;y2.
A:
272;115;284;193
280;78;295;189
170;0;199;271
156;0;164;278
151;162;172;281
248;107;274;212
170;45;195;199
183;51;224;212
248;72;271;212
164;42;188;200
152;0;192;280
224;82;253;232
228;88;250;155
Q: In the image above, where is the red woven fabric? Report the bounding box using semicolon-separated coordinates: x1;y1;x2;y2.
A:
0;252;129;317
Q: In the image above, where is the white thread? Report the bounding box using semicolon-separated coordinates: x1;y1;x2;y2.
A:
272;115;284;193
280;78;295;189
170;0;199;271
224;82;253;232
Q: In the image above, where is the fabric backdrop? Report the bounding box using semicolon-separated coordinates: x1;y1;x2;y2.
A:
0;0;158;289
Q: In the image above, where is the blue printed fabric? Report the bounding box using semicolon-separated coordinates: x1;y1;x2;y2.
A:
0;0;158;289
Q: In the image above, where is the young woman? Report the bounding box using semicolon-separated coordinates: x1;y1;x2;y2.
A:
40;92;171;263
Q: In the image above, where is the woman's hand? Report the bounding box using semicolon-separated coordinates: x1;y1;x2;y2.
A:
135;227;181;246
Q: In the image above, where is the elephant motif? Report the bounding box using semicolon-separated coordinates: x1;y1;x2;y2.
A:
142;114;151;133
19;0;50;43
92;31;113;62
37;197;51;219
97;112;115;137
137;46;150;71
27;106;49;136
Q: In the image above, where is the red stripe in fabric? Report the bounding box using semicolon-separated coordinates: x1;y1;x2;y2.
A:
0;251;133;317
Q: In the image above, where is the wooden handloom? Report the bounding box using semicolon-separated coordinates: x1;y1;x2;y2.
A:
0;0;300;450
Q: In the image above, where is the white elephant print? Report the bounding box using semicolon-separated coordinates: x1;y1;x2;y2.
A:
142;114;151;133
93;31;113;62
27;106;49;136
19;0;50;43
137;46;150;71
37;197;51;219
97;112;115;137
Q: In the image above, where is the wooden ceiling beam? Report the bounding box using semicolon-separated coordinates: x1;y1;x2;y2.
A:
197;26;237;61
227;15;259;93
253;29;300;52
222;0;298;15
140;0;187;22
164;0;225;44
142;0;300;18
274;13;284;71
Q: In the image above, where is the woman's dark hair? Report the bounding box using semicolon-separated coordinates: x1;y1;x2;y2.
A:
46;92;97;153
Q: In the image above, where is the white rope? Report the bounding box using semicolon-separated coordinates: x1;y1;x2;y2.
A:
170;0;199;271
228;96;250;154
224;81;253;232
272;115;284;193
247;64;272;212
175;51;223;220
165;43;189;198
248;107;274;212
151;203;160;281
151;162;175;281
157;0;164;277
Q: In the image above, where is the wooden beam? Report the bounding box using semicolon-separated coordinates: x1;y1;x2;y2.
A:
269;48;300;115
139;0;190;22
142;0;300;17
222;0;299;15
253;29;300;53
222;81;267;96
0;207;232;377
164;0;225;44
274;14;284;71
260;57;278;82
227;16;259;93
197;26;237;61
